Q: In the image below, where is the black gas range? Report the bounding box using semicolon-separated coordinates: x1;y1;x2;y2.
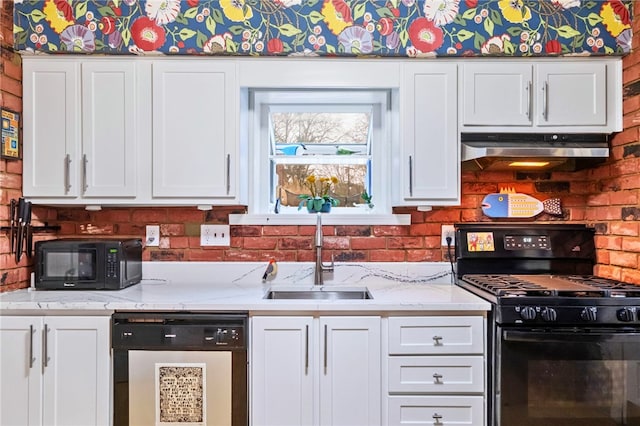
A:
455;223;640;326
454;223;640;426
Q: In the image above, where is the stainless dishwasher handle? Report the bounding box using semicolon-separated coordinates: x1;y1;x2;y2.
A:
43;324;50;369
64;154;71;193
29;325;35;368
323;324;328;374
305;325;309;374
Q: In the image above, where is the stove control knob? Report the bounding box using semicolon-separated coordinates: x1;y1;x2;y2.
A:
580;307;598;322
616;307;637;322
541;307;557;322
520;306;537;321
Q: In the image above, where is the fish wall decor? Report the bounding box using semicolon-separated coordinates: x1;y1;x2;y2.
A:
481;188;563;219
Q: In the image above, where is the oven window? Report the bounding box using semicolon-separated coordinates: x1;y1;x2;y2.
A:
497;328;640;426
46;250;96;280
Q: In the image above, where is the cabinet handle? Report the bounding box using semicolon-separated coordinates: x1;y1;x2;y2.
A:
433;373;443;384
432;413;443;425
526;81;532;121
305;325;309;374
64;154;71;193
543;81;549;121
42;324;50;369
323;324;328;374
408;156;413;197
29;324;35;369
82;154;88;193
432;335;443;346
226;154;231;195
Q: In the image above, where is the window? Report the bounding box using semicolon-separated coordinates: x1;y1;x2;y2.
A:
247;89;392;217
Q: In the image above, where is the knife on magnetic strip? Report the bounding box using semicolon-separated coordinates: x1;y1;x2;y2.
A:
15;198;26;263
9;199;17;255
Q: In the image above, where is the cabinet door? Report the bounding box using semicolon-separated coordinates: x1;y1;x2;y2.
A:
536;62;607;126
0;317;42;426
152;61;238;198
81;61;137;198
251;316;314;426
22;60;80;197
320;316;381;426
41;316;111;426
461;63;532;126
400;63;459;205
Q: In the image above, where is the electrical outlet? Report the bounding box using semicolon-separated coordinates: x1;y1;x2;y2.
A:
441;224;455;246
201;224;230;246
146;225;160;247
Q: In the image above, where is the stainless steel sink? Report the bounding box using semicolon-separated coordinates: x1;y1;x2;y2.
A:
264;286;373;300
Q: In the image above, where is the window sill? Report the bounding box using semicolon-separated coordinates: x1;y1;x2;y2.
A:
229;213;411;226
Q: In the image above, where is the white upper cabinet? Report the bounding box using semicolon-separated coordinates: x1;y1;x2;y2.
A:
396;62;459;206
23;58;138;201
81;61;138;198
460;59;622;133
152;61;238;200
23;60;80;198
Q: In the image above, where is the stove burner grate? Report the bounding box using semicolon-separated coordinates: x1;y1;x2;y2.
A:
461;274;640;298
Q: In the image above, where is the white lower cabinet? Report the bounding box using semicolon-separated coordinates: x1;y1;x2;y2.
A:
0;316;111;426
386;316;486;426
251;315;381;426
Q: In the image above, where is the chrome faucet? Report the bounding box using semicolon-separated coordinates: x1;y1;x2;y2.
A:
314;213;334;285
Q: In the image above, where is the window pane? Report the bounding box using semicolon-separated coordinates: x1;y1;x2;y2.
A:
274;163;368;207
271;112;370;156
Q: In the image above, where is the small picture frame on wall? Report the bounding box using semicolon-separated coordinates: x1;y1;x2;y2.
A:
1;108;20;160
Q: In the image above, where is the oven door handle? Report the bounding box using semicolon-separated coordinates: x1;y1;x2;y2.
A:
503;329;640;343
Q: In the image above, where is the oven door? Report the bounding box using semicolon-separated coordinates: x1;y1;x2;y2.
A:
496;327;640;426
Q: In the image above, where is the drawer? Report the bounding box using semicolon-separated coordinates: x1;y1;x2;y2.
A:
388;316;484;355
388;356;484;394
388;395;484;426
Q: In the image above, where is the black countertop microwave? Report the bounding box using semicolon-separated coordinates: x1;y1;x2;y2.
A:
34;239;142;290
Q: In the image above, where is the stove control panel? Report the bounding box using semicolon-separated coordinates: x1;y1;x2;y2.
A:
504;305;640;325
504;235;550;250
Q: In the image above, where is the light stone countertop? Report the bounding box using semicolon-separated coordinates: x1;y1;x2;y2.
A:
0;262;490;314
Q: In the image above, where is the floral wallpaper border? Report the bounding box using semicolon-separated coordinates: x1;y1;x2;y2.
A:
13;0;633;57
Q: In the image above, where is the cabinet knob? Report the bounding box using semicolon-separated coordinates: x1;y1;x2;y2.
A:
432;335;443;346
432;373;443;384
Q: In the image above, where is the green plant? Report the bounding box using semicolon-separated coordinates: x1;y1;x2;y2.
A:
298;175;340;211
361;190;374;209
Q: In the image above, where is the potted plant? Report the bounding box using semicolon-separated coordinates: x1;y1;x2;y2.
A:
298;175;340;213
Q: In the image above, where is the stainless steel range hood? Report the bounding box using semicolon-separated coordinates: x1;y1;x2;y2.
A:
461;133;610;171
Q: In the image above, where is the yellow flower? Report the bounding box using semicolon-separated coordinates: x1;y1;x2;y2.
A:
498;0;531;24
330;176;339;185
321;0;352;36
43;0;74;34
600;2;631;37
220;0;254;23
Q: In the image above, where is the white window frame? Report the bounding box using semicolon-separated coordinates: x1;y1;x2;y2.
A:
231;87;410;225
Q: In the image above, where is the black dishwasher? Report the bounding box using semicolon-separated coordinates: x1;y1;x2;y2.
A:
112;312;248;426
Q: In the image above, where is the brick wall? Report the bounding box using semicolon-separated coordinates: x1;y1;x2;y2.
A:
0;0;24;291
0;4;638;292
590;6;640;285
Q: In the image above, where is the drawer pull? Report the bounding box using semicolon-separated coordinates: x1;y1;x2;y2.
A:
432;413;443;425
432;335;443;345
432;373;443;384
